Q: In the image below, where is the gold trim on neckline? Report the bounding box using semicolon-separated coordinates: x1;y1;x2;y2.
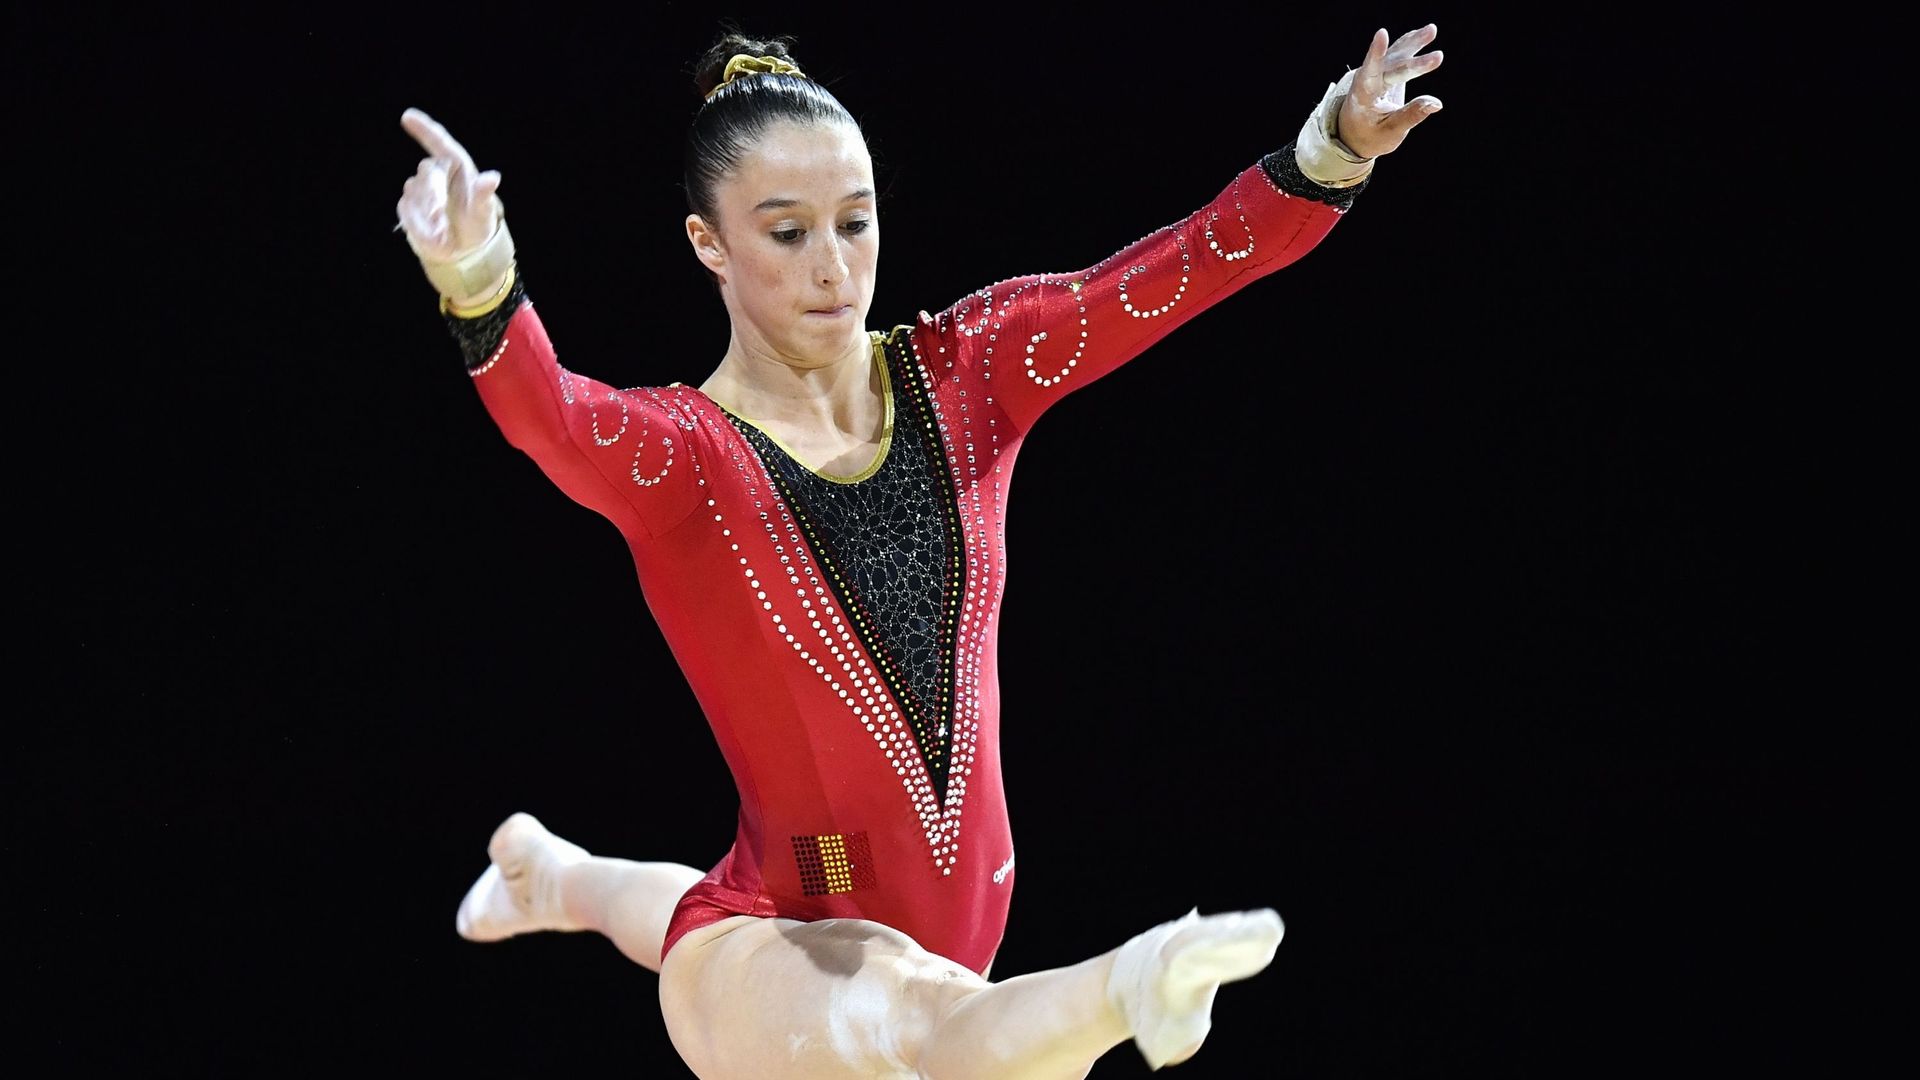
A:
681;332;895;485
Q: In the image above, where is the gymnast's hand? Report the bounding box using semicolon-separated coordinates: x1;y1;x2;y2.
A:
395;107;505;265
1336;24;1445;160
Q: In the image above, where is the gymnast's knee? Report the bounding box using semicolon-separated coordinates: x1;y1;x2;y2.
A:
660;916;985;1075
796;920;993;1063
788;919;989;1019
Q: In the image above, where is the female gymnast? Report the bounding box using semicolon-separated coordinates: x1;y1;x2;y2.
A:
395;23;1443;1078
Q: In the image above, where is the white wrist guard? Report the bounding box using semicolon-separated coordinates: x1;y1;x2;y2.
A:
408;195;516;302
1295;69;1374;188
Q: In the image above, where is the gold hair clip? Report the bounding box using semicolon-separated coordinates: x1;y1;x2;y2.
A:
704;53;807;100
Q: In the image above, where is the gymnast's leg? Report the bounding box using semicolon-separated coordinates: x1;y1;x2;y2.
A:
455;811;705;973
658;902;1283;1079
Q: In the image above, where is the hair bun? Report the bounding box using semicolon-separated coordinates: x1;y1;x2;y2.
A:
704;54;808;101
691;30;802;102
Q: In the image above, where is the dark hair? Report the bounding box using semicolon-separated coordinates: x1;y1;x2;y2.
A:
685;27;863;285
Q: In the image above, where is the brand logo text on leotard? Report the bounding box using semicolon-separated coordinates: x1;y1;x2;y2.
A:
993;851;1016;884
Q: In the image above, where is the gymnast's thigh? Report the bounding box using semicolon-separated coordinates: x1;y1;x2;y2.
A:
657;913;991;1080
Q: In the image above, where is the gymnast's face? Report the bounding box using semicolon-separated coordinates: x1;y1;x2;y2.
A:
688;120;878;370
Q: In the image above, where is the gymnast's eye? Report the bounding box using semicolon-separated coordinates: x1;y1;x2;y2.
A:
842;219;871;235
772;228;803;244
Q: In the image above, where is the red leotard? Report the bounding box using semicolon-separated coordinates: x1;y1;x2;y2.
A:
445;151;1358;976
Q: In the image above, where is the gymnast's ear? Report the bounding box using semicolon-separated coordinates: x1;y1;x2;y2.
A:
686;213;727;278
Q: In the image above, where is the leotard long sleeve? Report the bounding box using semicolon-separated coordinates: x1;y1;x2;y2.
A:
441;144;1364;976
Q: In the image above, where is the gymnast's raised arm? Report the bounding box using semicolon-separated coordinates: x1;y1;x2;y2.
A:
395;108;705;543
919;24;1444;436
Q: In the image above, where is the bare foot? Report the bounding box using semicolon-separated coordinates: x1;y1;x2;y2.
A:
454;812;590;942
1106;907;1285;1070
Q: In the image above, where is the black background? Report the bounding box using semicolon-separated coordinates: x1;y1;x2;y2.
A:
14;4;1870;1076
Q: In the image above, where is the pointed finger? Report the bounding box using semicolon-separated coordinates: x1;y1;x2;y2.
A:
400;107;478;180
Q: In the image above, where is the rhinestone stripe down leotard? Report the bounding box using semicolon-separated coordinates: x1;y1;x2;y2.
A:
441;146;1364;976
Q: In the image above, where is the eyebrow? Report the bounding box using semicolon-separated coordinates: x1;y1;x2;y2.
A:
752;188;875;214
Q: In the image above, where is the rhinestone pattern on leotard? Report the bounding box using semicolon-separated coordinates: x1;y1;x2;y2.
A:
717;330;967;804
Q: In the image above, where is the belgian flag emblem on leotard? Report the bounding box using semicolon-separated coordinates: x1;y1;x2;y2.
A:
792;831;879;896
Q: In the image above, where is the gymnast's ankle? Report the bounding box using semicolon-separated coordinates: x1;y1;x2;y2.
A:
1104;906;1285;1071
454;811;591;942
